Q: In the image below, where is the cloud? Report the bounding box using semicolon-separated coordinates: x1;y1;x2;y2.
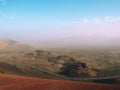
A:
82;18;89;24
104;16;120;23
0;12;17;21
56;16;120;38
104;16;112;22
0;0;7;5
93;17;99;23
1;14;16;20
82;17;103;24
92;17;103;24
81;16;120;24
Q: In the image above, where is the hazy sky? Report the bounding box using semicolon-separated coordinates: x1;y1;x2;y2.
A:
0;0;120;42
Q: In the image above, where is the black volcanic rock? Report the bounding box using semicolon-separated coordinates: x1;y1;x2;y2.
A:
60;61;97;77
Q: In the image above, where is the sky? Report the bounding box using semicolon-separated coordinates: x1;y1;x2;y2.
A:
0;0;120;44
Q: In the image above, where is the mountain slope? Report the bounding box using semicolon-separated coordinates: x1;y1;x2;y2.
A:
0;62;24;75
0;74;120;90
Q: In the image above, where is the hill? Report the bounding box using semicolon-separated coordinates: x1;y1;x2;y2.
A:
0;62;25;75
0;62;62;79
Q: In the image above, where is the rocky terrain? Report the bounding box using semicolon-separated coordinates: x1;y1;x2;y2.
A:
24;50;98;78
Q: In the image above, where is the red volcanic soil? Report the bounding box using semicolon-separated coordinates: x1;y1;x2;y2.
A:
0;74;120;90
